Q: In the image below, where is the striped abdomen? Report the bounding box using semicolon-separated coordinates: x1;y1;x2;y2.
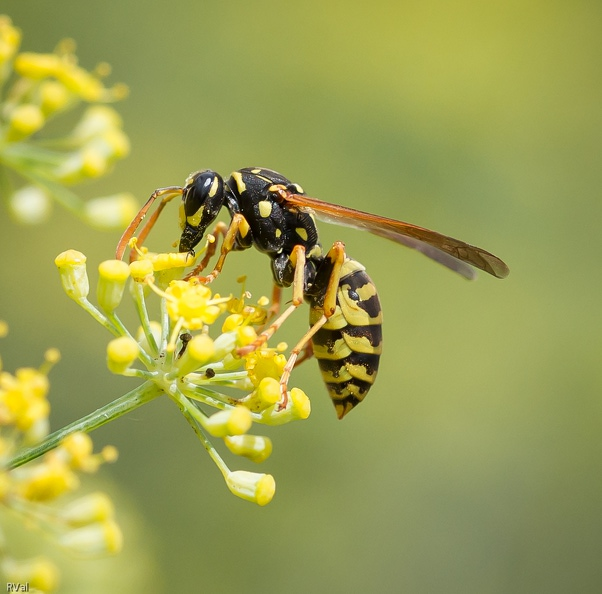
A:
309;259;383;419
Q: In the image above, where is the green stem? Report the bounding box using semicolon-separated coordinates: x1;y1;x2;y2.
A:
168;389;229;478
7;381;164;470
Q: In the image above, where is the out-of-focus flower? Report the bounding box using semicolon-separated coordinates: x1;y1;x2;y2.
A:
0;327;121;592
0;15;131;228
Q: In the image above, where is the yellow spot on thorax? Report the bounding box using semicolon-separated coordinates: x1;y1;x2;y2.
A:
296;227;308;241
258;200;272;218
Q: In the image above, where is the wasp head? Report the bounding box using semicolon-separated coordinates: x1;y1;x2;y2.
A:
178;170;225;253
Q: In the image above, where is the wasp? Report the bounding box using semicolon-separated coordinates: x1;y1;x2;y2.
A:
116;167;509;419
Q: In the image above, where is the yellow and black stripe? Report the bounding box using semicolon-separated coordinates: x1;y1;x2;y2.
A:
309;259;382;419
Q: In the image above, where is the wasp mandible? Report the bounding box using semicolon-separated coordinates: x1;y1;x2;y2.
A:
116;167;509;419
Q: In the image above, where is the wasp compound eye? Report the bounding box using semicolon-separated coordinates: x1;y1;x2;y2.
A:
179;170;225;253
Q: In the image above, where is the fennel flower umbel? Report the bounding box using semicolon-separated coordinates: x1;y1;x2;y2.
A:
46;243;311;506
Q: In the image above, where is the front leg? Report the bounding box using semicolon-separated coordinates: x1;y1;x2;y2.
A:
190;213;251;285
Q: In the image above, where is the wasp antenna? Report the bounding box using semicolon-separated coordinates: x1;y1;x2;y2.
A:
115;186;183;260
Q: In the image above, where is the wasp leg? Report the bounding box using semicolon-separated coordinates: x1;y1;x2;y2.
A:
115;186;183;261
293;340;314;367
237;245;307;357
276;242;346;410
192;213;250;285
184;221;229;279
266;284;283;324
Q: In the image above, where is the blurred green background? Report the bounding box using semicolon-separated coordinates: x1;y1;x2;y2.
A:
1;1;601;592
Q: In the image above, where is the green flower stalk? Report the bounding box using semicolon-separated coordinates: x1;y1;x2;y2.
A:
12;242;311;507
0;15;135;228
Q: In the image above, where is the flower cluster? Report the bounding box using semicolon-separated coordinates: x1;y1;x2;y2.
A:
53;244;311;506
0;323;121;593
0;15;135;228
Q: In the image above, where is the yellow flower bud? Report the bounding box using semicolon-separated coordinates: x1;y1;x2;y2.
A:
39;79;71;114
2;556;59;593
0;16;22;66
225;470;275;506
103;127;131;158
129;259;154;282
224;434;273;463
101;445;119;463
19;458;79;501
55;250;89;301
176;334;215;376
72;106;122;140
239;377;280;412
60;432;94;470
148;251;196;271
106;336;139;374
14;51;60;78
81;145;108;177
6;104;45;140
60;492;115;527
204;406;252;437
59;519;123;556
55;62;104;101
236;325;257;347
289;387;311;420
8;185;52;224
257;387;312;425
84;193;138;230
222;313;244;333
97;259;130;312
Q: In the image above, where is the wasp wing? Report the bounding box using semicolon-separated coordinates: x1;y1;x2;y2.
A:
283;193;509;279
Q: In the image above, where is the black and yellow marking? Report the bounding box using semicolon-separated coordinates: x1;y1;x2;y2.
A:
309;258;382;419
